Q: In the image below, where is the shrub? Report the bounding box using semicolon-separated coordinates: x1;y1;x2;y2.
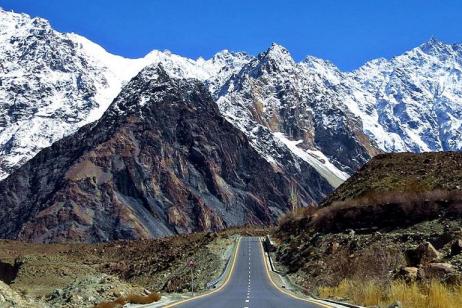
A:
278;190;462;234
319;279;462;308
126;292;161;304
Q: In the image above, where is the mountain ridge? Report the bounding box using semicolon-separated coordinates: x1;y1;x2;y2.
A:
1;8;461;195
0;65;331;242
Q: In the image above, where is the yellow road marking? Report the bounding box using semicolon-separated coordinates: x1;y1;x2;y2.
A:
258;238;333;308
164;237;241;308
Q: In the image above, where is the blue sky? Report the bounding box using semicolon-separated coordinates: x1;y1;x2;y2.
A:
2;0;462;71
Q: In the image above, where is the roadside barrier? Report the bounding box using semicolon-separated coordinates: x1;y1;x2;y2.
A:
206;237;238;289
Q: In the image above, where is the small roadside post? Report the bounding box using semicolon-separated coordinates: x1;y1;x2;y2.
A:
188;259;196;296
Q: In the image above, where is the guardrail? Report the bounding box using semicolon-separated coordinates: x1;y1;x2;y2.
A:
262;236;363;308
206;237;238;289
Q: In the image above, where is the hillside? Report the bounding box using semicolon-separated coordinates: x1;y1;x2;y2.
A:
273;152;462;306
322;152;462;204
0;229;254;307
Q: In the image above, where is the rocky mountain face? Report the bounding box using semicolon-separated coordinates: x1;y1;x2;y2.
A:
2;9;462;188
0;8;250;180
1;8;462;242
318;38;462;153
0;66;331;242
216;40;462;186
217;44;380;186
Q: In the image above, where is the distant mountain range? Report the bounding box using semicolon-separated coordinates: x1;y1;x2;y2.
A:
1;8;461;242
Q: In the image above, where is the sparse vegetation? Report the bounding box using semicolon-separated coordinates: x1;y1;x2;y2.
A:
318;279;462;308
322;152;462;205
0;227;267;307
314;190;462;233
279;189;462;235
277;206;317;226
274;153;462;308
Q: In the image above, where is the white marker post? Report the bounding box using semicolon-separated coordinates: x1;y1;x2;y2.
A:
188;259;195;296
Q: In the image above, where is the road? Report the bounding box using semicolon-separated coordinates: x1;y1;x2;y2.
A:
174;237;325;308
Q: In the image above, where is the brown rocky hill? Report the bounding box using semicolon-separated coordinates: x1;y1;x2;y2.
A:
322;152;462;204
279;152;462;234
0;65;331;243
273;152;462;302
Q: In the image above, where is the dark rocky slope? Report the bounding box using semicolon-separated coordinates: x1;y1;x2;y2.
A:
0;65;331;243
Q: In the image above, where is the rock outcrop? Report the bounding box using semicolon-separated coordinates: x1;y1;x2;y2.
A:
0;66;331;242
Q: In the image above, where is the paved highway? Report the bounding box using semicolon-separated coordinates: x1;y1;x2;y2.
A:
174;237;326;308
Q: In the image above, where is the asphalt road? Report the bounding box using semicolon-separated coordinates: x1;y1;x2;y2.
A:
176;237;324;308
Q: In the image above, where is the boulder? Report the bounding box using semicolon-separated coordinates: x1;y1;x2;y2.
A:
327;242;340;254
419;262;455;279
398;267;418;282
450;239;462;255
415;242;440;264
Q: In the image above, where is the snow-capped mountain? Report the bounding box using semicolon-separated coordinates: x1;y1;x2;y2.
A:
217;40;462;187
0;8;250;179
0;65;332;242
341;38;462;152
1;7;462;189
217;44;379;186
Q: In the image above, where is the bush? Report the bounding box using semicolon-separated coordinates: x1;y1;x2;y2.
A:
279;190;462;234
319;279;462;308
126;293;161;304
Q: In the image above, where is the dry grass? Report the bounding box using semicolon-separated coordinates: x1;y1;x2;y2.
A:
95;293;161;308
278;206;317;226
313;190;462;232
319;279;462;308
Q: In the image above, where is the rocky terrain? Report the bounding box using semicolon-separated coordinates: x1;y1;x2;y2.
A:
0;229;250;307
0;65;329;242
217;43;380;182
0;8;250;180
2;8;462;193
273;152;462;303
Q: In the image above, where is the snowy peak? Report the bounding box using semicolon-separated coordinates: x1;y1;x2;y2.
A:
418;37;453;56
0;9;250;179
0;8;50;38
211;49;251;65
1;6;462;192
257;43;296;71
302;56;339;72
108;64;189;116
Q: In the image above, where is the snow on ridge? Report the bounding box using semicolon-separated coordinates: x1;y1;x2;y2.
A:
1;6;462;185
0;9;253;180
274;132;348;188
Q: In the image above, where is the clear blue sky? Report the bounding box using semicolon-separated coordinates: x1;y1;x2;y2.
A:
2;0;462;71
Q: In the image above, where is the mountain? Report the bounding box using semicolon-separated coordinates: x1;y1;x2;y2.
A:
302;38;462;153
1;9;462;203
0;8;250;180
217;44;380;186
0;65;331;242
217;39;462;186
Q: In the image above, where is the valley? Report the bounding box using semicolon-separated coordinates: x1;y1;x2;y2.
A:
0;4;462;308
